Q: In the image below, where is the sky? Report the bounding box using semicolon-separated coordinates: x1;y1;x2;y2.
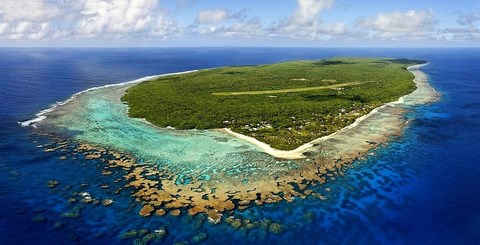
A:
0;0;479;47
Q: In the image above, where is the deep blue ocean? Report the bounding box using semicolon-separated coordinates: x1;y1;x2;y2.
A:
0;48;479;244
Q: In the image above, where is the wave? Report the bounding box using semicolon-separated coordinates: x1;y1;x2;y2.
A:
19;70;198;128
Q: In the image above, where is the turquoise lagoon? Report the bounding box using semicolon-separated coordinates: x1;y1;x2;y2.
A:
33;63;435;185
34;74;300;182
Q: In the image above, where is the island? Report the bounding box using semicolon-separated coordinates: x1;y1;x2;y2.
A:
122;57;426;150
29;56;438;224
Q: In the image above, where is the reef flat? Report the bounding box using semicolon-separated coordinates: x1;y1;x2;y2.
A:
24;60;438;224
122;58;426;150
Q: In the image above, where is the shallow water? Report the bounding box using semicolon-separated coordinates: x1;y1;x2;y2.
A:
38;83;276;173
32;62;436;185
1;48;479;244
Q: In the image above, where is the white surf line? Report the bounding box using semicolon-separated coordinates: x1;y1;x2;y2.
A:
221;63;431;159
19;70;198;128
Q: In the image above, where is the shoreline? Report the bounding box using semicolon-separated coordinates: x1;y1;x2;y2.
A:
221;63;436;159
22;63;437;161
19;70;198;128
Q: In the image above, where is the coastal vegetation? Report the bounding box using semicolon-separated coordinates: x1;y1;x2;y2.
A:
121;57;425;150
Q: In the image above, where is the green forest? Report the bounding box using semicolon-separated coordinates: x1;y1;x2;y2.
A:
121;57;425;150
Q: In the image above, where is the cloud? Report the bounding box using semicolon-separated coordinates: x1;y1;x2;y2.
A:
75;0;177;39
0;21;50;40
76;0;159;34
0;0;476;45
444;26;480;34
320;22;347;35
0;23;9;35
456;11;480;26
359;10;436;33
0;0;61;22
193;0;349;41
441;26;480;42
223;17;264;37
197;17;265;38
274;0;334;33
196;9;229;24
354;10;438;42
0;0;60;40
0;0;177;41
290;0;334;26
271;0;351;40
150;16;177;39
438;11;480;42
195;8;248;25
192;8;262;38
